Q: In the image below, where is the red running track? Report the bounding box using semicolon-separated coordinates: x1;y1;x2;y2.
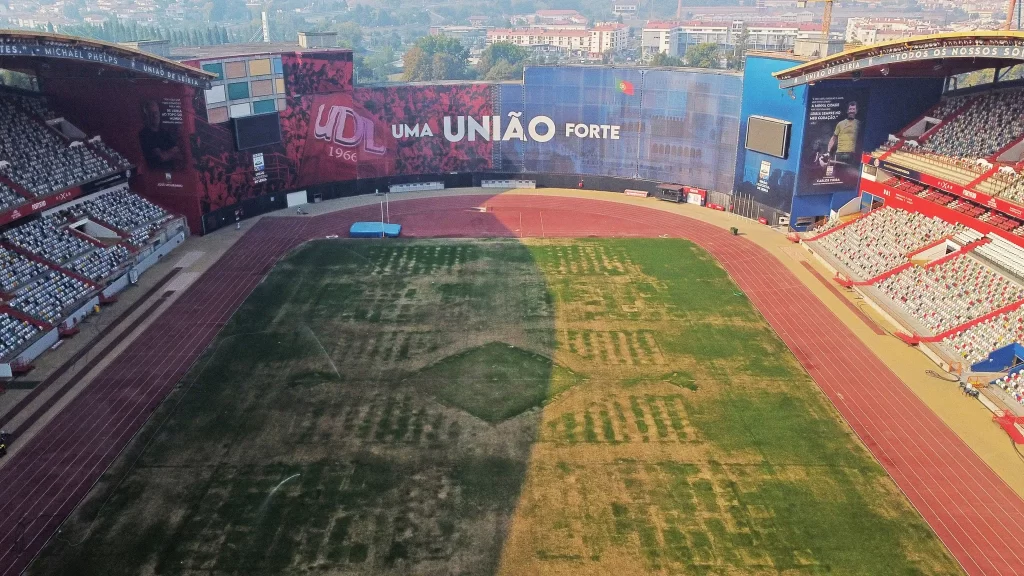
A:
0;194;1022;575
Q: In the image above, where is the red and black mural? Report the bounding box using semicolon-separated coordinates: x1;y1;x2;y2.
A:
355;84;495;176
187;53;497;218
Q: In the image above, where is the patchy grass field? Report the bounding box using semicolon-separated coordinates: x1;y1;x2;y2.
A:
33;239;959;576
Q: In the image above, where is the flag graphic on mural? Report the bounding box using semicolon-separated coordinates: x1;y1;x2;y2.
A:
618;80;635;96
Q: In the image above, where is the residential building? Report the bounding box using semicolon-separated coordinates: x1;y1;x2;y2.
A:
487;28;592;54
844;17;943;44
613;3;639;17
590;23;628;54
641;21;681;56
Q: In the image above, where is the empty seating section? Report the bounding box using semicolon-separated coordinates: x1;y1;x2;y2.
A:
0;188;182;361
5;217;95;265
927;96;968;121
9;271;91;325
61;190;172;246
994;371;1024;406
814;207;960;280
977;234;1024;284
0;313;40;360
943;307;1024;366
0;182;24;213
0;247;50;294
953;229;984;245
0;91;124;197
808;216;847;236
877;255;1024;334
927;91;1024;159
885;150;982;185
67;244;130;282
987;171;1024;205
91;141;132;171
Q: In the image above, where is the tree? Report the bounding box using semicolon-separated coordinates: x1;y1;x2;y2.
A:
477;41;528;79
334;21;363;49
727;30;748;70
685;43;719;69
649;52;684;67
484;59;520;80
401;35;469;81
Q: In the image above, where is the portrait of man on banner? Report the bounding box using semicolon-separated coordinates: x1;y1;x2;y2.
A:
798;89;868;194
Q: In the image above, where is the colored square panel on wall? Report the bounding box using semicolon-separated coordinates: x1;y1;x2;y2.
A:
205;85;226;105
207;107;229;123
277;97;286;110
252;99;276;114
229;102;252;118
201;62;223;80
249;59;272;76
227;82;250;100
275;78;285;94
272;57;283;74
251;79;274;97
225;61;247;79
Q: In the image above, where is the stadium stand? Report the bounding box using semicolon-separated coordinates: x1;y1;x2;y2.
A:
812;207;961;280
58;189;174;247
992;370;1024;406
926;91;1024;160
5;217;99;266
8;270;92;326
937;236;1024;365
0;247;52;294
876;255;1024;334
0;91;123;197
0;182;24;214
942;307;1024;366
0;188;178;363
0;313;41;360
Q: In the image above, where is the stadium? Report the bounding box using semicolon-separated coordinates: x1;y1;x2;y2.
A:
1;26;1024;576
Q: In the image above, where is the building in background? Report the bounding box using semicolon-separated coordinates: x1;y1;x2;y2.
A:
510;9;589;29
612;3;640;17
429;25;489;49
844;18;942;44
590;23;629;54
647;20;816;57
488;23;627;57
641;21;681;57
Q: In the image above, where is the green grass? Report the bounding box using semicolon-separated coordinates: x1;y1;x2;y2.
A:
407;342;584;423
31;238;960;576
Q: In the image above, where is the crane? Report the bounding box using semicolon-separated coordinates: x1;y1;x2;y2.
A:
1006;0;1021;30
795;0;835;39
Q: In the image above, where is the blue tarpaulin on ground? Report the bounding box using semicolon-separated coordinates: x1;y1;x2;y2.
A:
349;222;402;238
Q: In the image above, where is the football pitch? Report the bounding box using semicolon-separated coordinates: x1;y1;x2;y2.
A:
34;238;959;575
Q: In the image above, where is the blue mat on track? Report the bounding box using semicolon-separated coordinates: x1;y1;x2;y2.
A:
350;222;402;238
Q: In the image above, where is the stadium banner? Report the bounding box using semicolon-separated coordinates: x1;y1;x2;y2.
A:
281;51;354;95
291;93;393;185
797;86;869;195
0;187;82;227
354;84;496;178
636;69;741;194
0;42;209;87
779;38;1024;88
181;60;747;223
521;66;642;179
